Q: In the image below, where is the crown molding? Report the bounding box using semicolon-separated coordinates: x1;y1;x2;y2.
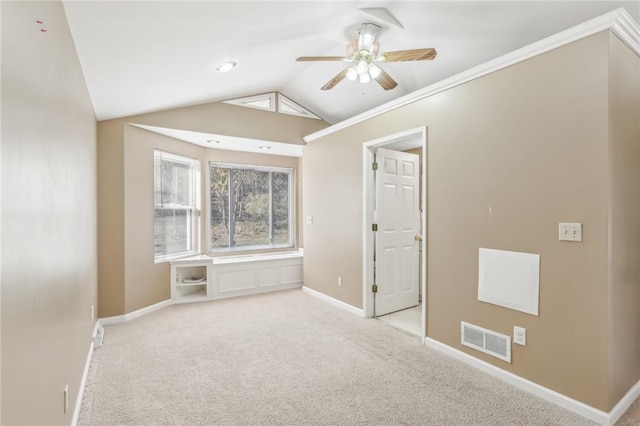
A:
304;8;639;143
611;7;640;54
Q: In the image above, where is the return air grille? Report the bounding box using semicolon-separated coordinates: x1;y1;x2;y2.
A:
461;321;511;363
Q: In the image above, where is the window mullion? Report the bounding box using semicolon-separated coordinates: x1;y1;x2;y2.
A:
171;208;177;249
228;170;235;248
269;172;274;245
288;171;293;246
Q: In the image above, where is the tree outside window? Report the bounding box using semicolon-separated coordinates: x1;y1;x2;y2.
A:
210;163;293;251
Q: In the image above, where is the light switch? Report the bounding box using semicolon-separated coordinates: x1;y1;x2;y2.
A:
305;216;313;225
513;326;526;346
559;223;582;242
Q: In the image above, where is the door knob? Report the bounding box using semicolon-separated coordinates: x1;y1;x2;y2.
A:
415;235;423;241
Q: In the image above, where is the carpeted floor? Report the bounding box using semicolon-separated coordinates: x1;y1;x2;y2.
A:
618;398;640;426
79;289;633;425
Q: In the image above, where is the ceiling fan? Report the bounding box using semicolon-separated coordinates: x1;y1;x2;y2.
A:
296;23;437;91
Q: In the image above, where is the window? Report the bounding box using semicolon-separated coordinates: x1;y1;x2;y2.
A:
209;163;293;251
154;150;199;262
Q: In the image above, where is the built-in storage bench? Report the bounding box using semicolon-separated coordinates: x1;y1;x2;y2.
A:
170;255;211;304
170;249;303;304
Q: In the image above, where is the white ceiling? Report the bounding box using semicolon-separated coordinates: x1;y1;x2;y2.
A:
63;1;639;125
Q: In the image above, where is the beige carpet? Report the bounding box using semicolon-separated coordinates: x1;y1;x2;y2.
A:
79;289;626;425
618;398;640;426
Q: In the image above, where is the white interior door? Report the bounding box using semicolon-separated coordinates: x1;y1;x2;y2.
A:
374;148;421;316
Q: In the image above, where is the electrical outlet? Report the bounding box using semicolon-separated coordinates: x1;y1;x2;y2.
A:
338;276;343;287
513;326;526;346
559;223;582;241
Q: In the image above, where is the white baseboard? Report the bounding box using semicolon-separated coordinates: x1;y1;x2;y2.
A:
609;379;640;425
98;285;305;326
71;322;101;426
302;286;364;317
98;299;172;325
423;337;611;425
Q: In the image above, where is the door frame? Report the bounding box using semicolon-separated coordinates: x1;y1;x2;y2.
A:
362;127;427;337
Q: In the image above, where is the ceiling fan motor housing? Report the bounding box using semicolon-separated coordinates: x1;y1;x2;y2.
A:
357;23;381;52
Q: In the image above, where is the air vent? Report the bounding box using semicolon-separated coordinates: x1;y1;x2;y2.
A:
461;321;511;363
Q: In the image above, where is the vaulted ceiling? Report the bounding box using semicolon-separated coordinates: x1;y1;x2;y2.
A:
63;1;639;125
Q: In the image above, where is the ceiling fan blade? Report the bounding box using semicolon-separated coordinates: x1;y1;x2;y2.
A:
380;48;437;62
296;56;345;62
374;68;398;91
321;68;349;90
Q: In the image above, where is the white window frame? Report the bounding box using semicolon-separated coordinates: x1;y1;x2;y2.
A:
208;162;295;253
154;150;200;263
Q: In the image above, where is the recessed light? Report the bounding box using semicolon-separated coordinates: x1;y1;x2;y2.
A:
215;61;236;72
259;146;271;150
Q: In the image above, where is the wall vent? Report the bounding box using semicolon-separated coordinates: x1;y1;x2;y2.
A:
461;321;511;363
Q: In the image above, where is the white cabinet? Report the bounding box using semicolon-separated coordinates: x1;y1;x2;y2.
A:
170;256;211;304
170;250;303;304
210;251;303;299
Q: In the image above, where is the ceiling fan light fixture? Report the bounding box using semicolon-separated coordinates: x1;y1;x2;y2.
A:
356;60;369;76
215;61;237;72
359;72;371;84
368;64;382;79
346;66;358;82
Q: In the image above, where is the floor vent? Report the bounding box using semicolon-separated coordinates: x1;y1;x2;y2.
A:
461;321;511;363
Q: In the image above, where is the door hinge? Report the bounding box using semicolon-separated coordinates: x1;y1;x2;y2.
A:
372;284;378;293
372;223;378;232
372;162;378;171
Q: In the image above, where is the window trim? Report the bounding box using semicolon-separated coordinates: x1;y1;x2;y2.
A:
207;162;295;254
154;150;201;263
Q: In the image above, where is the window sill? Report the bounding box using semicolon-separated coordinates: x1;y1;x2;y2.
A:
155;251;199;264
212;248;303;265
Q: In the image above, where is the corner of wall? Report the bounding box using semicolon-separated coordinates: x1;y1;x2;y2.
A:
606;30;640;410
97;120;126;317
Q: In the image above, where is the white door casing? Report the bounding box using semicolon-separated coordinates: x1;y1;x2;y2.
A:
374;148;420;316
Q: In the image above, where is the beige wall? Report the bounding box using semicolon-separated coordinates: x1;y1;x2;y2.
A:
607;33;640;408
303;32;627;410
123;126;205;313
1;1;98;424
97;119;125;317
99;106;324;316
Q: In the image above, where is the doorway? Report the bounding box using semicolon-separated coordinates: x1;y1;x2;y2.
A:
362;127;427;338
